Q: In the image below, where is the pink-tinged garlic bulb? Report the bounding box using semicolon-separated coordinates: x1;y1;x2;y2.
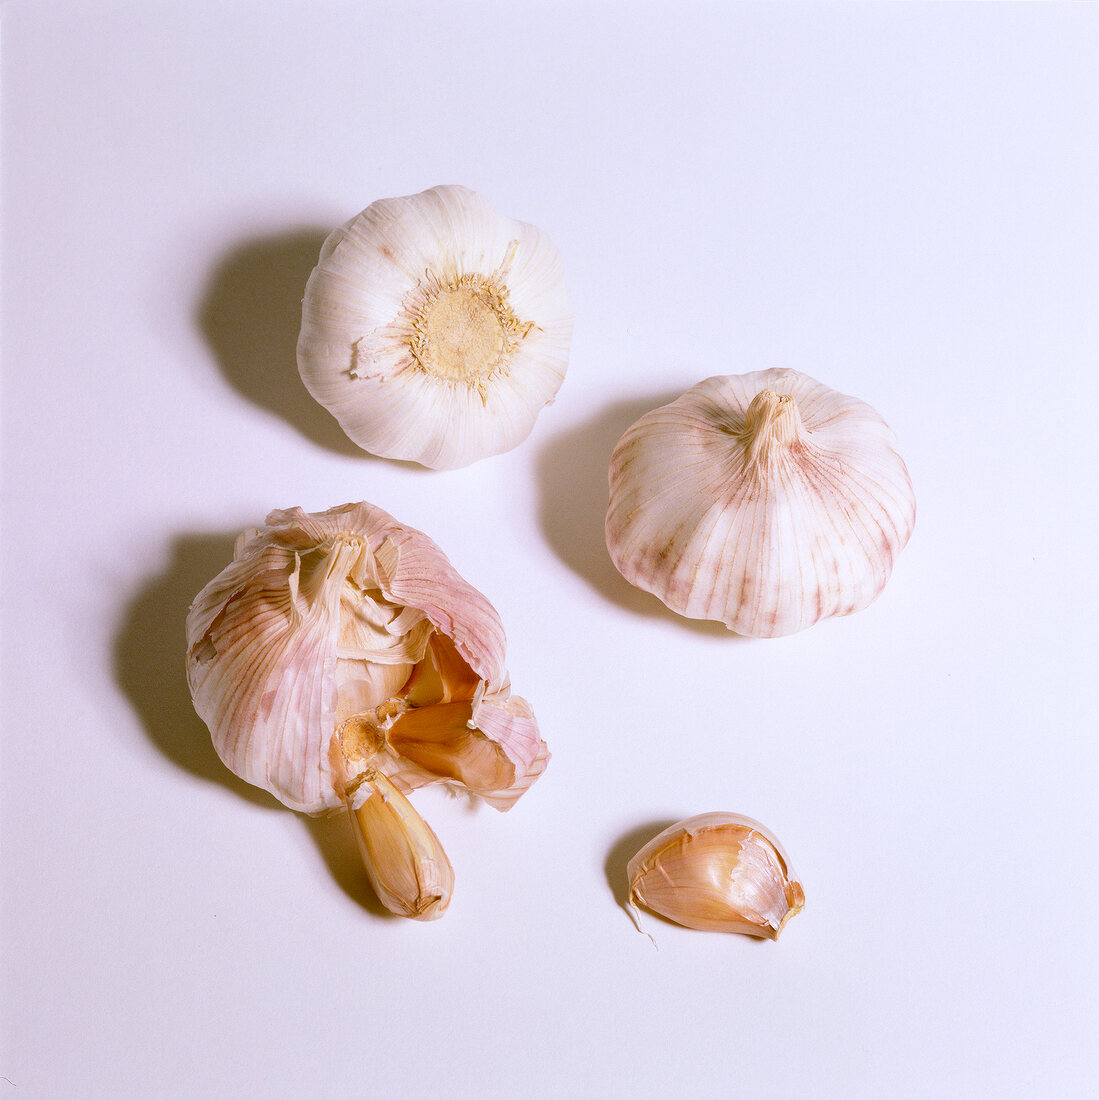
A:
605;368;915;638
297;185;573;470
627;813;805;939
186;501;547;917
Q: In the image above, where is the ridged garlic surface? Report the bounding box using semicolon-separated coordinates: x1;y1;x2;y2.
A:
185;501;548;816
297;185;573;470
627;813;805;939
605;368;915;637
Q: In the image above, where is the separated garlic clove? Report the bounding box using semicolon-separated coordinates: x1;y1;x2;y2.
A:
347;770;454;921
627;813;805;939
297;185;574;470
186;501;547;816
605;368;916;637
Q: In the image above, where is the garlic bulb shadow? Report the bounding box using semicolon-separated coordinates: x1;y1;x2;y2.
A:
300;814;393;918
112;530;384;912
195;227;366;458
536;393;739;638
113;531;274;808
604;819;678;915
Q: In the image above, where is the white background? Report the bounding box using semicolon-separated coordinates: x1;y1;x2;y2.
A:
3;2;1097;1096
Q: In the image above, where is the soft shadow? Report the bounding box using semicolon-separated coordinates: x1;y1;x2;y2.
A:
537;392;740;639
605;818;678;913
113;529;391;914
195;228;364;457
113;530;275;808
301;814;392;918
306;790;480;916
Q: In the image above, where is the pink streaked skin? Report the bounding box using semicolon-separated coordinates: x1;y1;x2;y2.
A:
186;501;547;816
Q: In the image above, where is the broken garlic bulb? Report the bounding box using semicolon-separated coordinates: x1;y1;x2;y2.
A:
605;368;915;637
627;813;805;939
297;185;573;470
185;501;547;917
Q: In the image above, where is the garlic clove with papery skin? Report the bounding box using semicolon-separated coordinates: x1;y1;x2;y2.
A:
297;185;573;470
627;813;805;939
605;368;916;638
347;769;454;921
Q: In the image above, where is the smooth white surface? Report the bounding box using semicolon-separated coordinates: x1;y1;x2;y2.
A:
3;2;1097;1096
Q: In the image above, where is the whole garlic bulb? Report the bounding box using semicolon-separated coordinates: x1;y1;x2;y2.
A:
297;185;574;470
627;813;805;939
605;368;915;637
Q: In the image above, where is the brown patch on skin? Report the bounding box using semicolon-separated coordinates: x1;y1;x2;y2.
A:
338;701;405;765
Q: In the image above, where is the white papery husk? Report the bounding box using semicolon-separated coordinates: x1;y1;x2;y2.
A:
185;502;548;815
605;368;916;638
297;185;573;470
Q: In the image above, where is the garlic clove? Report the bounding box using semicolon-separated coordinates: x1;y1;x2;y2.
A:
402;633;481;708
383;685;548;810
387;701;515;795
186;501;547;816
347;770;454;921
605;368;916;638
297;185;573;470
627;813;805;939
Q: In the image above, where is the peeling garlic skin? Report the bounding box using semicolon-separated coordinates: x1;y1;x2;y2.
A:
185;501;548;816
627;813;805;939
605;368;916;638
297;185;574;469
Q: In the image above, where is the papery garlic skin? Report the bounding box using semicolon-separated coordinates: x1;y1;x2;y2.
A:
627;813;805;939
297;185;574;470
605;368;916;638
347;770;454;921
185;501;548;816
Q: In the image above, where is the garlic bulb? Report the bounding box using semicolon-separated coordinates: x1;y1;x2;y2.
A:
297;185;573;470
605;368;915;637
186;501;547;916
627;813;805;939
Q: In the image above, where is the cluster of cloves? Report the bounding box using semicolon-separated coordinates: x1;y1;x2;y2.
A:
187;185;914;931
